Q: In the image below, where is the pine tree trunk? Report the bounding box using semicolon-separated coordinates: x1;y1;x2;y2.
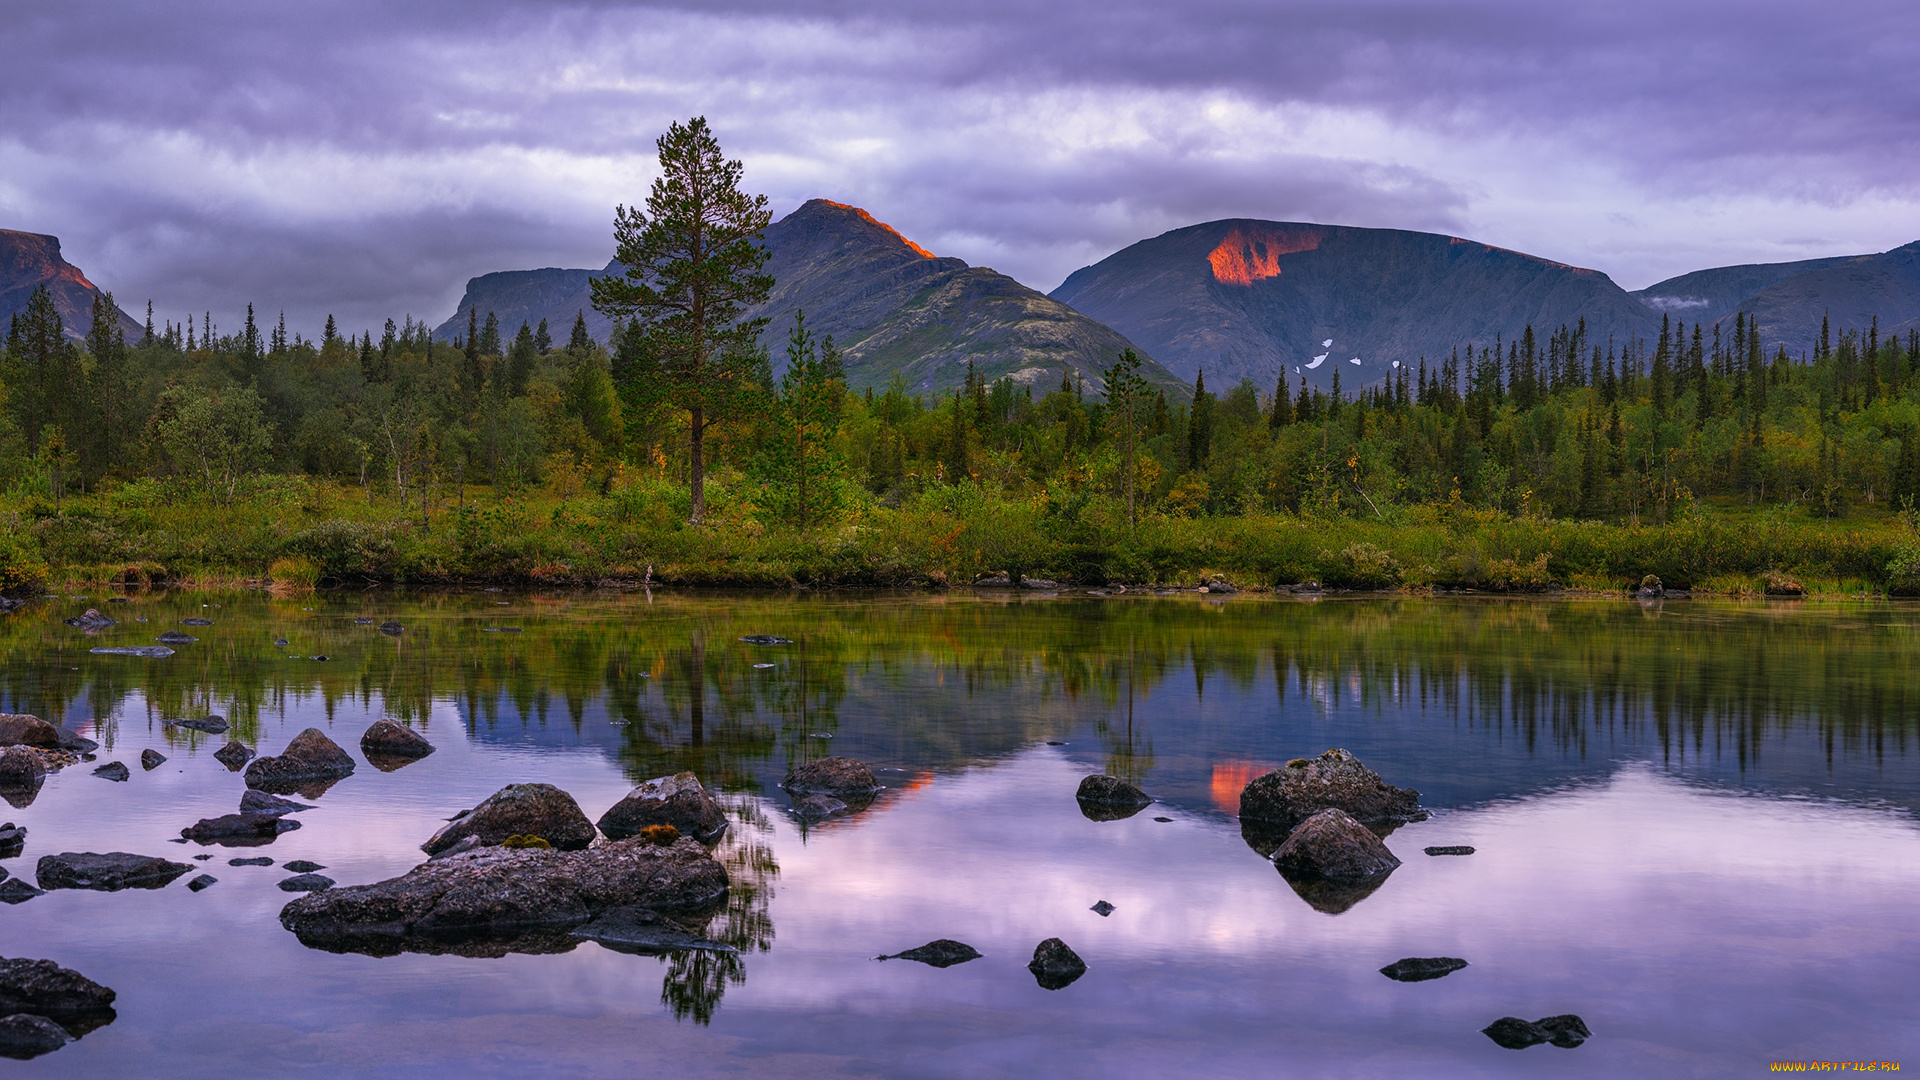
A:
688;406;706;525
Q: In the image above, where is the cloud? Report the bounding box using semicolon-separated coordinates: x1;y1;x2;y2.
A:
5;1;1919;334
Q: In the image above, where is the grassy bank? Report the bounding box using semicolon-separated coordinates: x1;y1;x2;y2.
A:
7;471;1920;598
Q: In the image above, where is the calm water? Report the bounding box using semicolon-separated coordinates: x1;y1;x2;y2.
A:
2;589;1917;1078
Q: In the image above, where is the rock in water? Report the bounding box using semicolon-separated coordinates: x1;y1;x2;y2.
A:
91;762;129;782
278;873;334;893
36;852;192;891
738;634;792;645
0;958;115;1022
570;906;736;955
62;609;116;630
1238;749;1427;835
0;716;61;750
1424;845;1475;856
1270;808;1402;914
180;814;301;845
0;749;46;808
155;630;197;644
228;857;273;866
421;783;597;855
140;749;166;770
1028;938;1087;990
240;790;314;816
1090;900;1116;917
186;874;218;892
0;881;42;904
212;741;254;770
1380;957;1468;982
378;621;403;635
244;728;356;792
284;860;326;873
359;719;434;762
0;1013;71;1059
878;940;981;968
782;756;880;798
180;618;213;627
167;716;229;734
1075;774;1152;821
0;823;24;857
280;838;730;955
1483;1014;1591;1049
598;772;728;843
88;646;174;657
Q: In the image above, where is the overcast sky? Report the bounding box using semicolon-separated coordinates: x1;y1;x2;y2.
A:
5;0;1919;337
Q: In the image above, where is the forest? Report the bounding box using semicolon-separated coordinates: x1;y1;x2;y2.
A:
7;267;1920;596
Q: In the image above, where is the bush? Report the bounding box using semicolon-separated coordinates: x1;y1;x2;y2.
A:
268;556;321;589
1321;542;1402;589
1885;542;1920;597
289;520;401;581
0;530;48;594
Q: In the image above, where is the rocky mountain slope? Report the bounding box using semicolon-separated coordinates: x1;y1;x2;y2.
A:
1050;220;1663;390
436;200;1182;396
0;230;141;341
1667;243;1920;355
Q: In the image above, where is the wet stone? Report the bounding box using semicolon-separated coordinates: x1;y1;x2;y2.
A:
278;873;334;893
0;880;42;904
378;621;403;636
1425;846;1475;856
1090;901;1116;917
244;728;355;792
155;631;197;644
36;852;192;891
140;749;166;770
212;741;254;770
1483;1014;1591;1050
229;857;274;867
878;939;981;968
167;716;229;734
91;762;129;782
186;874;218;892
1028;938;1087;991
1380;957;1468;982
284;860;326;873
738;634;793;645
182;814;300;845
422;783;597;855
180;618;213;626
88;646;173;658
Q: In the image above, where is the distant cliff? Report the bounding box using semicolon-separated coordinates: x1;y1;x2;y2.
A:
0;229;141;340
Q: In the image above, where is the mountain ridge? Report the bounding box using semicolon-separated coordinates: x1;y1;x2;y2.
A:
0;229;142;342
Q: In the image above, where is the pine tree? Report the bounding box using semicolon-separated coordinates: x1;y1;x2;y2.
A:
942;389;971;482
507;321;537;395
1269;371;1292;429
535;318;552;354
568;311;592;356
1186;368;1213;470
323;314;338;347
142;300;154;347
1104;349;1152;526
479;311;501;357
86;290;127;478
590;117;774;525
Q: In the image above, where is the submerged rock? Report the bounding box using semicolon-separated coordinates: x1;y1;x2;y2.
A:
36;852;192;891
1028;938;1087;990
571;905;735;955
280;838;729;956
0;822;23;857
180;618;213;627
1380;957;1469;982
0;880;42;905
0;1013;71;1059
1075;774;1152;821
1271;808;1402;915
228;857;273;867
140;749;167;770
1483;1014;1591;1050
63;609;116;631
90;762;129;782
155;631;197;645
421;783;597;855
240;790;314;816
377;621;403;636
783;756;880;799
166;716;229;734
88;646;173;658
186;874;218;892
1238;749;1427;836
1424;845;1475;856
359;719;434;764
738;634;792;645
212;741;254;771
598;772;728;843
180;813;301;845
790;794;850;820
278;873;334;893
284;860;326;873
878;939;981;968
244;728;355;793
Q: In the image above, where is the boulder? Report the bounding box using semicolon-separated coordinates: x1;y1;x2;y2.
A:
180;813;301;845
62;609;115;631
1075;774;1152;821
284;860;325;873
36;852;192;891
187;875;218;892
791;795;849;821
51;728;96;754
180;618;213;627
598;772;728;843
377;621;403;636
1272;808;1402;883
878;939;981;968
88;646;173;657
228;857;273;866
1483;1014;1590;1050
1205;578;1238;594
280;838;730;955
421;783;597;855
91;762;129;782
278;873;334;893
155;631;197;645
0;1013;71;1059
0;958;114;1021
0;716;60;750
1028;938;1087;990
140;749;167;770
212;741;254;770
166;716;229;734
0;881;42;904
570;906;735;955
1237;749;1426;836
1380;957;1469;982
240;790;314;816
0;749;46;808
0;822;23;857
244;728;356;793
1090;900;1116;917
783;756;880;798
738;634;792;645
1424;845;1475;856
359;719;434;763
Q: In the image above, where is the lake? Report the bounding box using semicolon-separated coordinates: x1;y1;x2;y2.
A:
1;588;1916;1077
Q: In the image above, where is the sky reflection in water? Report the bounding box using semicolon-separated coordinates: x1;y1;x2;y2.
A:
0;591;1915;1078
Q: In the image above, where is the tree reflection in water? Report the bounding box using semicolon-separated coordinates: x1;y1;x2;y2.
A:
661;794;778;1024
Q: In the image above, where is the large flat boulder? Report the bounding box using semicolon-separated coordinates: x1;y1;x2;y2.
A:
36;852;192;891
1238;749;1426;837
0;958;115;1020
280;838;729;956
0;716;60;750
423;783;597;854
181;813;302;846
244;728;355;793
782;756;880;798
597;772;727;843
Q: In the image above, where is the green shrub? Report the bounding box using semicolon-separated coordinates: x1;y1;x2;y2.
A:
1321;542;1402;589
0;530;48;594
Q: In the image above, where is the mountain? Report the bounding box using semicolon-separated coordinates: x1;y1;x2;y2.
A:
437;199;1182;396
1050;220;1664;389
1710;244;1920;355
0;229;141;341
1632;255;1861;324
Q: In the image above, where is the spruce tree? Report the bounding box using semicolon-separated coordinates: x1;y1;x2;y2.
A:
591;116;773;525
1103;348;1151;527
535;318;552;354
1186;368;1213;470
1269;371;1292;429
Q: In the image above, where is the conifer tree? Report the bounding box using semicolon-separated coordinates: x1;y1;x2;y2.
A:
535;318;552;355
1103;348;1151;526
591;116;773;525
1269;371;1292;429
1186;368;1214;470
